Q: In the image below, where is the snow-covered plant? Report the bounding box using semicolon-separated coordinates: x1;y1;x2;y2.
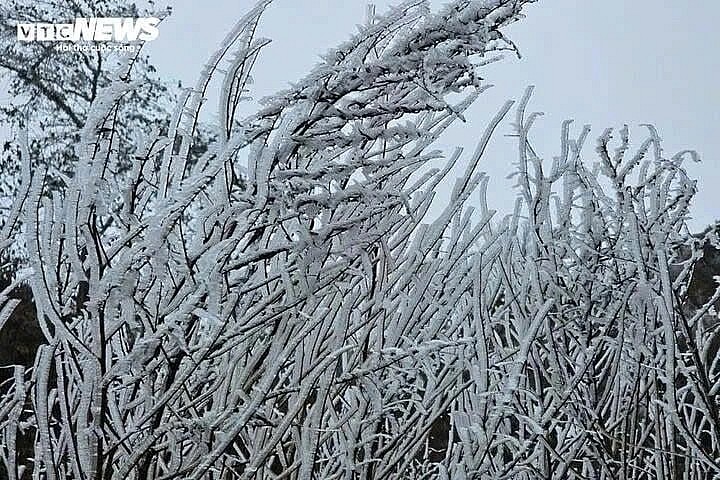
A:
1;0;718;479
0;0;214;274
0;0;176;169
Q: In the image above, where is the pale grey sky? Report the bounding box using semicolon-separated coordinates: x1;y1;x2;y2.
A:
113;1;720;230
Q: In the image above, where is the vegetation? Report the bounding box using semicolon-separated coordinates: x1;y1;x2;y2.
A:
1;1;719;479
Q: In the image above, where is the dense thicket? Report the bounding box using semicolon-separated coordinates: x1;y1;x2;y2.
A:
1;1;719;479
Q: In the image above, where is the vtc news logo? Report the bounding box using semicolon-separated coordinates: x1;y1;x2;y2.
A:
16;18;160;42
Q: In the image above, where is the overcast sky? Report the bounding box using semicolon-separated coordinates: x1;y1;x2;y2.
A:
33;1;720;230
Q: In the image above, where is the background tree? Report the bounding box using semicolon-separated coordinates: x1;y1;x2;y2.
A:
0;0;203;273
0;0;172;157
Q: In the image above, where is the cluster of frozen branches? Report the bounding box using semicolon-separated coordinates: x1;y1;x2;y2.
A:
1;0;719;479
